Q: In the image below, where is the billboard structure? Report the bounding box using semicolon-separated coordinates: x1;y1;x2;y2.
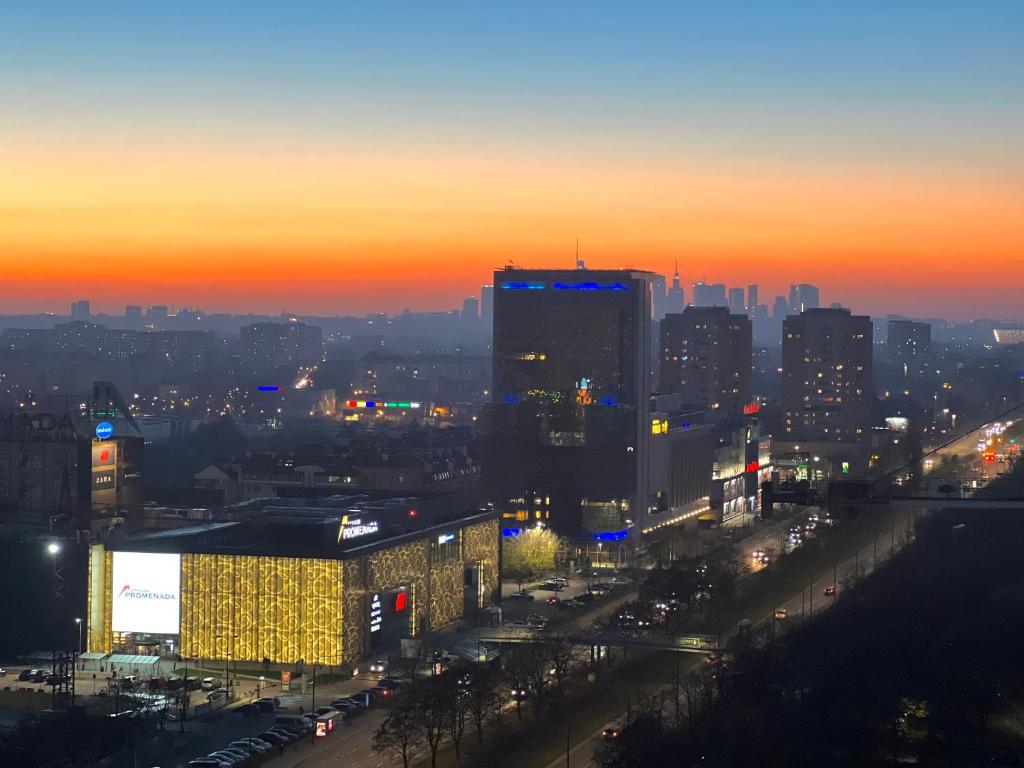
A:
110;552;181;635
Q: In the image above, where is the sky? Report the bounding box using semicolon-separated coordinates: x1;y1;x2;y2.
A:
1;2;1022;320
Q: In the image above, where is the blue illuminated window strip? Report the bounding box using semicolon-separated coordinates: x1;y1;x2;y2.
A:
501;527;522;538
551;281;629;291
501;281;546;290
592;529;629;542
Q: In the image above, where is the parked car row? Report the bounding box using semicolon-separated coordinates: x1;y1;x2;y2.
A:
188;697;296;767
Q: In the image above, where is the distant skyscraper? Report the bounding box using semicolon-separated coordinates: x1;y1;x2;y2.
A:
772;295;789;319
70;300;90;320
147;305;169;320
462;295;479;322
692;281;727;307
667;261;685;313
651;274;667;321
782;308;872;445
480;284;494;330
887;320;931;364
487;268;653;543
728;287;745;315
746;284;759;312
125;305;142;320
660;306;752;417
788;283;820;314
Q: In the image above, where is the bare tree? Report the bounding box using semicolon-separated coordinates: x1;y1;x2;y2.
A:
464;663;502;742
372;690;423;768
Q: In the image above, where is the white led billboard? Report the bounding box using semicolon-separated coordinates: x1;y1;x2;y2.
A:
111;552;181;635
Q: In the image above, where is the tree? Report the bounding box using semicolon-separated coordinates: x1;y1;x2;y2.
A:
413;678;451;768
463;663;503;742
372;690;423;768
501;527;564;587
541;633;577;692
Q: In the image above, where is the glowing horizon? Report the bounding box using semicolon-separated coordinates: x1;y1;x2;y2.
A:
1;3;1022;321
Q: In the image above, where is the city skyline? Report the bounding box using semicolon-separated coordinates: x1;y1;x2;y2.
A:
2;3;1022;320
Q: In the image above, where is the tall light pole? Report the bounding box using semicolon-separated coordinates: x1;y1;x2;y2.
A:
75;618;83;657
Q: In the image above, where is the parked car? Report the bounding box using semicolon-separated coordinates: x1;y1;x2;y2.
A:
314;706;340;717
257;731;289;747
557;599;580;611
207;752;244;766
254;697;277;712
823;585;836;596
30;670;48;683
236;703;259;716
377;677;402;690
207;689;228;703
508;590;534;601
201;677;220;691
275;714;312;733
269;726;300;743
18;669;35;681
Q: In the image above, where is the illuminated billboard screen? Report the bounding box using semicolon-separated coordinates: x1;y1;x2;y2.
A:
111;552;181;635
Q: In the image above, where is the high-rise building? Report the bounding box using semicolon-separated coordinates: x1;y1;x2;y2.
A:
486;268;653;546
692;282;727;307
887;320;931;364
240;321;323;371
747;284;759;312
788;283;820;314
659;307;752;417
651;274;667;321
728;287;745;315
462;296;479;322
124;305;142;320
667;261;685;314
782;308;873;444
70;300;90;320
480;285;494;331
146;305;169;320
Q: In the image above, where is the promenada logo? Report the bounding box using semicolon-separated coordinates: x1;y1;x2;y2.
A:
117;584;177;601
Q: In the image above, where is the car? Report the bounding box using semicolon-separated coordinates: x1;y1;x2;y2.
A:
602;726;622;740
610;576;630;586
0;668;6;677
506;619;531;630
254;698;277;712
557;599;581;610
508;590;535;601
216;747;250;761
823;585;836;596
774;608;788;621
369;659;388;674
207;689;228;702
589;584;611;595
330;699;357;713
236;703;259;715
257;731;289;747
201;677;220;691
269;727;300;743
572;591;595;603
540;581;564;591
18;669;34;681
208;752;245;766
44;672;70;686
549;577;570;585
187;760;229;768
371;685;395;698
314;706;340;717
546;595;559;605
377;677;402;689
230;738;272;754
30;670;49;683
359;687;383;703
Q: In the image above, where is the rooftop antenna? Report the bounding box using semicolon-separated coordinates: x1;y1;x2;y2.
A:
575;237;586;270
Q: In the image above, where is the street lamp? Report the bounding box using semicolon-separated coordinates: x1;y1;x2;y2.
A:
75;618;83;656
47;541;61;556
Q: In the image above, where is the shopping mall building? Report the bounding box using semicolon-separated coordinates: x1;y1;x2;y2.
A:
86;497;500;667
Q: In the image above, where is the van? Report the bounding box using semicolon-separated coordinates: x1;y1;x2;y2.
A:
275;714;312;733
200;677;219;691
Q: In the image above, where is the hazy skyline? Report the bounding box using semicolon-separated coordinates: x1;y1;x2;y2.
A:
2;2;1022;320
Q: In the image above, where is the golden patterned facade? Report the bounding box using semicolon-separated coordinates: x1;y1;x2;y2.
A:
88;516;501;667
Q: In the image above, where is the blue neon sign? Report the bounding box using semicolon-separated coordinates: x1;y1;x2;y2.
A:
592;529;629;542
95;421;114;440
552;281;629;291
501;281;545;290
501;527;522;537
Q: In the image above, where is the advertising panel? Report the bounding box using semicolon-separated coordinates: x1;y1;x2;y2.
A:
111;552;181;634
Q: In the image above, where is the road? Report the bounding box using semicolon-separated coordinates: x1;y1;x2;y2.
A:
922;407;1024;483
544;519;912;768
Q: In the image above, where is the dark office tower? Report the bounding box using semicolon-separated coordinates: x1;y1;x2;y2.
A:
651;274;667;321
772;295;788;319
124;305;142;320
691;281;727;307
70;300;90;320
487;268;652;542
480;284;494;330
667;260;685;313
887;320;931;364
659;307;752;417
782;308;873;444
747;284;759;312
240;321;323;371
146;305;169;320
462;295;479;322
728;287;745;315
788;283;820;314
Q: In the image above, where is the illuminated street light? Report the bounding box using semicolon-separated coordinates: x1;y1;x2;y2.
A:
47;541;61;556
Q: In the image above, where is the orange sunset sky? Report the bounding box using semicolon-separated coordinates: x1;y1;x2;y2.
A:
1;3;1022;320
